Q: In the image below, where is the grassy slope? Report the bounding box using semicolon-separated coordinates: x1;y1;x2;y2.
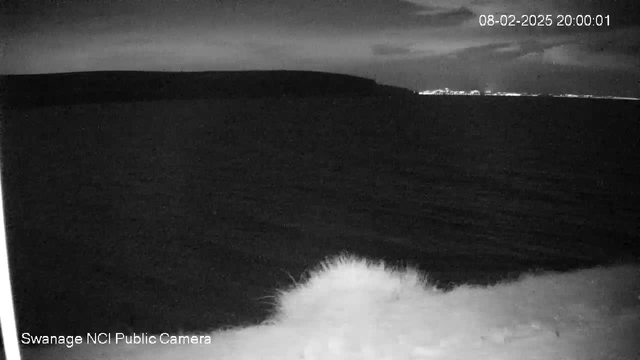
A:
22;254;640;359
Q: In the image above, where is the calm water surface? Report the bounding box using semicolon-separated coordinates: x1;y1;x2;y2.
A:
2;96;638;335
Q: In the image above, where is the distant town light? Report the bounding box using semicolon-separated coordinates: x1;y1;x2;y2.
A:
418;88;639;101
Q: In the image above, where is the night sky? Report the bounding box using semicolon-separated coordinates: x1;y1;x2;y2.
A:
1;0;639;96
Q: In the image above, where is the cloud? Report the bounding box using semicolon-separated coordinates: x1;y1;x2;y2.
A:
518;43;639;71
414;6;473;17
578;27;640;58
401;0;640;28
371;44;414;56
401;0;580;31
396;0;640;73
402;0;556;18
401;0;572;17
495;42;522;53
414;7;460;16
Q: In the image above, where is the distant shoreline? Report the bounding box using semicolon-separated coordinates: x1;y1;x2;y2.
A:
0;70;417;108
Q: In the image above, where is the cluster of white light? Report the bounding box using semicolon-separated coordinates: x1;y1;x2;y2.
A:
418;88;639;100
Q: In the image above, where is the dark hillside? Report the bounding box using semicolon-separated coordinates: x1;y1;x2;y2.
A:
0;71;416;108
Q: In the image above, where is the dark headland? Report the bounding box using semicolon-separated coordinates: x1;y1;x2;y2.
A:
0;70;417;108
